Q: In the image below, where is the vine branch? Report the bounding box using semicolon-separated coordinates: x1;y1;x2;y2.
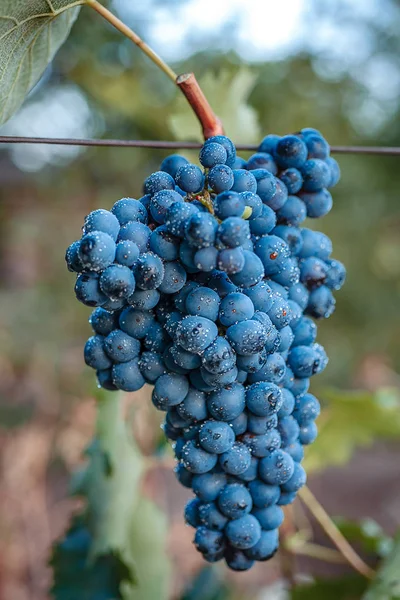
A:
85;1;222;140
85;0;177;82
298;486;375;579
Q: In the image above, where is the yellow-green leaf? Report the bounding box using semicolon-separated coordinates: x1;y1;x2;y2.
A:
0;0;83;125
304;388;400;474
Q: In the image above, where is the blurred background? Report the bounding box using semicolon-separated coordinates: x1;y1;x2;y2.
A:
0;0;400;598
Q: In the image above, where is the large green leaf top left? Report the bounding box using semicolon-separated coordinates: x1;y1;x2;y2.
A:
0;0;84;125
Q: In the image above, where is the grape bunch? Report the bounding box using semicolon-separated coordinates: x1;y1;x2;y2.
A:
66;129;345;570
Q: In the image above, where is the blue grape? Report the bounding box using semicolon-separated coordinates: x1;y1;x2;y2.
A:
246;152;277;174
219;292;254;326
213;191;245;220
283;440;304;462
104;329;140;363
241;430;281;457
160;154;189;178
97;368;117;391
119;307;154;339
258;134;281;154
128;288;160;310
219;442;251;475
267;296;292;329
244;529;279;561
175;164;204;193
144;171;175;196
90;307;119;336
273;258;300;288
115;240;140;267
112;358;145;391
199;142;227;168
225;514;261;549
192;472;227;502
204;135;236;167
217;217;250;249
185;286;220;321
135;252;164;290
249;204;277;237
99;264;135;300
325;258;346;290
153;373;189;408
84;209;120;240
139;352;166;383
254;235;290;275
84;335;112;370
229;250;265;288
79;231;116;272
111;198;148;225
300;189;333;218
230;412;249;437
277;416;300;445
293;393;320;425
301;158;331;192
176;387;207;422
243;281;274;313
292;316;317;347
225;548;254;571
218;483;252;519
245;382;283;417
298;421;318;444
226;320;269;356
217;247;245;275
306;285;336;319
247;353;286;385
174;463;193;488
199;421;235;454
198;502;228;531
247;413;278;435
171;345;201;370
201;337;236;375
75;273;107;307
118;221;151;253
194;247;218;271
208;164;234;193
194;527;225;556
185;213;218;248
65;240;84;273
303;133;330;159
288;344;328;378
158;261;187;294
231;169;257;193
206;270;237;298
184;498;201;527
239;191;263;219
298;229;332;260
236;351;267;374
326;156;341;187
277;491;297;506
179;241;198;271
279;168;303;195
165;201;198;237
181;440;218;473
233;156;247;169
288;282;309;310
275;135;308;169
259;450;295;485
277;325;294;353
200;365;238;388
281;462;307;493
252;169;277;204
252;506;284;530
273;225;303;256
175;316;218;353
150;189;183;224
189;369;215;392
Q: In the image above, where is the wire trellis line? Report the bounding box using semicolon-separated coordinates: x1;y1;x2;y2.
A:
0;135;399;155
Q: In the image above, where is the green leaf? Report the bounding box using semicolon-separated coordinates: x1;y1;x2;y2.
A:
292;575;368;600
123;496;171;600
169;69;261;143
303;388;400;474
335;518;394;558
74;392;144;560
50;516;134;600
0;0;83;125
363;534;400;600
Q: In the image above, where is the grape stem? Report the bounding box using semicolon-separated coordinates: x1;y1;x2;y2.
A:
85;1;223;140
298;486;375;579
